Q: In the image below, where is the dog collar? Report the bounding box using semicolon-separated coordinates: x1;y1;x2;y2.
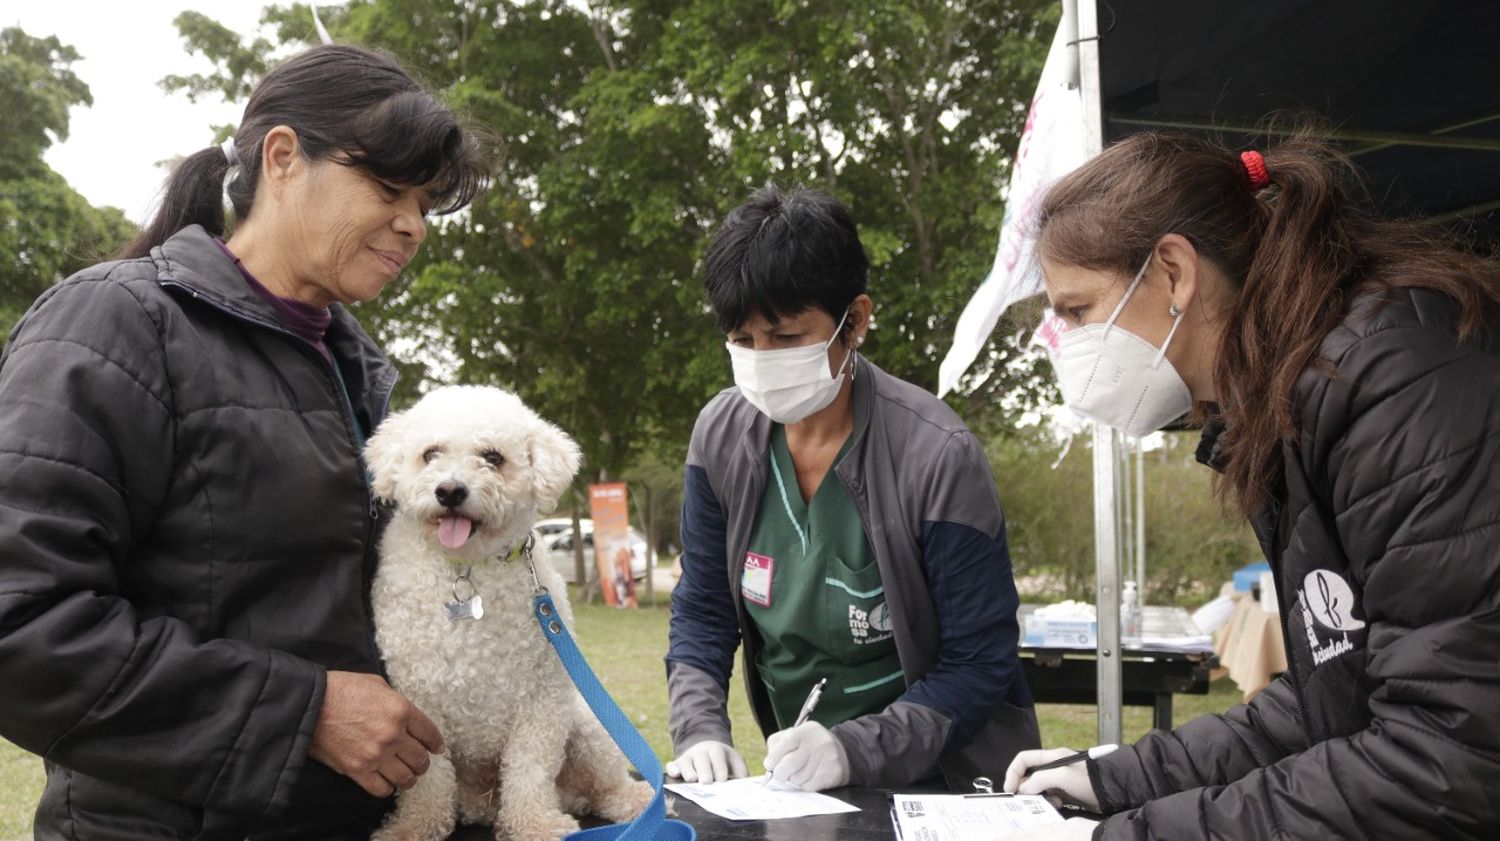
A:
443;532;536;567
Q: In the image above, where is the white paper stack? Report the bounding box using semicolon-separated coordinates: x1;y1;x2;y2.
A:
889;792;1063;839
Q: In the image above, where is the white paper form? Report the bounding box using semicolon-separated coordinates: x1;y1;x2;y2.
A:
664;775;861;821
889;793;1063;840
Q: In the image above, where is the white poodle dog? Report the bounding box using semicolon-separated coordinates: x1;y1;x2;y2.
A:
364;385;652;841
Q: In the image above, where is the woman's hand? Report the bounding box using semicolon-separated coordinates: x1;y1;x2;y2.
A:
666;740;749;783
1003;746;1113;811
309;671;445;797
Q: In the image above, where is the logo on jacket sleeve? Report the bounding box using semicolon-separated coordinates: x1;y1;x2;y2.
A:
1297;569;1365;666
1302;570;1366;631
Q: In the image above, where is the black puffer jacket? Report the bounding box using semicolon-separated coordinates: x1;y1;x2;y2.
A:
1088;288;1500;839
0;225;397;839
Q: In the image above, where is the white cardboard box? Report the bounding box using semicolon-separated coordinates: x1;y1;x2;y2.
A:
1023;615;1098;648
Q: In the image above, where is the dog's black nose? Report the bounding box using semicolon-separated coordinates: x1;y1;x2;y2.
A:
435;481;468;508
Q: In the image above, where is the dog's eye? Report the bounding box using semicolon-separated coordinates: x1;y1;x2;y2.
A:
422;446;441;464
482;449;505;468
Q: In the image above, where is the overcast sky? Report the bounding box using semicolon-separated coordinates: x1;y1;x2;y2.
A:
11;1;303;223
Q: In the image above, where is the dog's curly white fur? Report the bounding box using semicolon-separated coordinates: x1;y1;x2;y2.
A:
365;385;651;841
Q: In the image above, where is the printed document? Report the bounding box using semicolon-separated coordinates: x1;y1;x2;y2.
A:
664;775;861;821
889;792;1063;839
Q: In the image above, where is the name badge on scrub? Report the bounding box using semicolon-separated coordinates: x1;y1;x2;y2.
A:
742;552;774;607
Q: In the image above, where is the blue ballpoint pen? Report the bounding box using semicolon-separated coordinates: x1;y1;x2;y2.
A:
762;677;828;787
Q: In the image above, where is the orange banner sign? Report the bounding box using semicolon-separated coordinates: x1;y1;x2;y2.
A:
588;482;637;608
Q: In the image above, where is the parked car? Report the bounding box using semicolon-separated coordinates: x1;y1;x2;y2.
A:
532;518;648;583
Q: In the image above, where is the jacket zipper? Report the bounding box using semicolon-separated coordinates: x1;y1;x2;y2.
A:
1264;497;1317;749
163;282;394;672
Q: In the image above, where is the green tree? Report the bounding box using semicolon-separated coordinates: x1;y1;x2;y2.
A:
988;428;1259;606
166;0;1056;482
0;28;136;331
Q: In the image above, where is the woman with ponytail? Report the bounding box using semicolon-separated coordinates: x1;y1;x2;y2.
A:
999;130;1500;839
0;43;485;838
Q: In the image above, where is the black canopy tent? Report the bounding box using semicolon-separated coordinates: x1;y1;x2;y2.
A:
1061;0;1500;745
1094;0;1500;244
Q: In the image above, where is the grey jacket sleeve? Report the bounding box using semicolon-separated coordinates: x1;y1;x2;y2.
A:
0;277;324;820
664;411;744;753
667;662;735;750
832;701;953;787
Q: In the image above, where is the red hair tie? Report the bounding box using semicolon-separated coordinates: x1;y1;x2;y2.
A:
1241;151;1271;190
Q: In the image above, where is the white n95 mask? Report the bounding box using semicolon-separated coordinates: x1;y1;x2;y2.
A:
1046;255;1192;438
728;310;854;424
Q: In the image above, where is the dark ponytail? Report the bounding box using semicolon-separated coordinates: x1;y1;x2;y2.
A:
116;43;486;261
117;145;232;259
1036;126;1500;517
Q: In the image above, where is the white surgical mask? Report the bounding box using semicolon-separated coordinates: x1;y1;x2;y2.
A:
727;310;854;424
1047;255;1192;437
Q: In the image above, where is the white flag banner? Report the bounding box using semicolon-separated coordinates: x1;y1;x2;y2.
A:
937;17;1089;396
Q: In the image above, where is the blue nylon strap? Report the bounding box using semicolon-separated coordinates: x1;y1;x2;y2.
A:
532;590;696;841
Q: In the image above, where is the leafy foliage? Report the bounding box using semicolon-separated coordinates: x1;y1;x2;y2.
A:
169;0;1055;487
0;28;136;334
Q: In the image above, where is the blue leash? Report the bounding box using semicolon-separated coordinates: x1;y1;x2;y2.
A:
532;586;696;841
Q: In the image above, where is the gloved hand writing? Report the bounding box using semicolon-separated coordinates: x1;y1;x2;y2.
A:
665;739;748;783
1003;745;1116;811
764;721;850;791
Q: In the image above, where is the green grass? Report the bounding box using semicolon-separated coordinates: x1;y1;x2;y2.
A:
0;738;42;840
1031;677;1243;749
569;589;770;772
0;593;1243;832
569;594;1245;766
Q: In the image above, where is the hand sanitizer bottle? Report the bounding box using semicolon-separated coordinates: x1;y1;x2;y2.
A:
1121;580;1143;646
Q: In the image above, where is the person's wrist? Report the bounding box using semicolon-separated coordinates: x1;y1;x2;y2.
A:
676;722;733;754
828;733;851;787
827;722;868;786
1084;757;1110;813
682;737;731;753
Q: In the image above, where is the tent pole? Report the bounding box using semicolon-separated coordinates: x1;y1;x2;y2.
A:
1119;438;1133;595
1068;0;1123;748
1091;428;1123;747
1135;438;1146;594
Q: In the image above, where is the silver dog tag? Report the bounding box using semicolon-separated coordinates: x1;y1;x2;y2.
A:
445;594;484;622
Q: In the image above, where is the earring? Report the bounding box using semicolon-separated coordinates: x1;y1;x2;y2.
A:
1169;303;1182;317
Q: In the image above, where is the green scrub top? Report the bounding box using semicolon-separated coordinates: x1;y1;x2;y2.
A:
741;425;905;730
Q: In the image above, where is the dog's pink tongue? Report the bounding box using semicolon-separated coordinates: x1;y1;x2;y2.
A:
438;515;473;550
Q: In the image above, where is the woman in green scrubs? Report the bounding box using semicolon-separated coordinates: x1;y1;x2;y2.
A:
665;185;1040;791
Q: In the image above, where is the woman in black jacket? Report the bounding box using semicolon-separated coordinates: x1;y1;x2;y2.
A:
1002;130;1500;840
0;45;484;839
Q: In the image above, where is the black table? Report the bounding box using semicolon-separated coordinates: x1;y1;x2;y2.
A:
1021;646;1216;730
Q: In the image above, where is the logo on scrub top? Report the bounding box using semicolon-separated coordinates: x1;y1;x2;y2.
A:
849;603;893;645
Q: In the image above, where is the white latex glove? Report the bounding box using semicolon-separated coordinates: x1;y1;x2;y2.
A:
1002;745;1116;811
665;740;748;783
763;721;850;791
996;817;1099;840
